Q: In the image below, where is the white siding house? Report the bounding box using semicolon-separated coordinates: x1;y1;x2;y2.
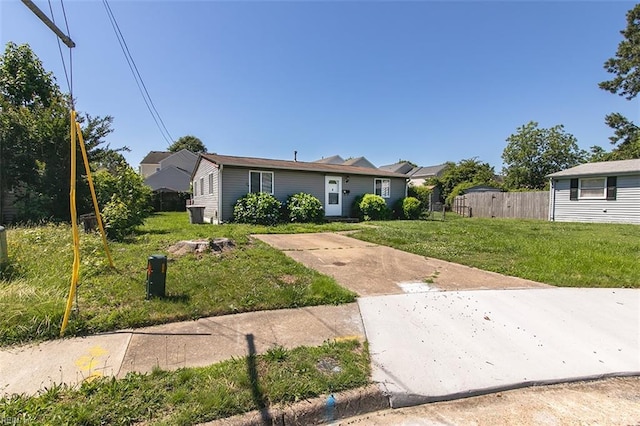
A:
547;159;640;224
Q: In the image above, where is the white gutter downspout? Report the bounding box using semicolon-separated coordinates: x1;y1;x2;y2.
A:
218;164;223;224
549;178;556;221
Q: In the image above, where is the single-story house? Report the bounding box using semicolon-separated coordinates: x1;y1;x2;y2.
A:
547;159;640;224
190;153;408;223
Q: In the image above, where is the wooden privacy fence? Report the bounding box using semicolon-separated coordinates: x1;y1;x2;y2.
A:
453;191;549;220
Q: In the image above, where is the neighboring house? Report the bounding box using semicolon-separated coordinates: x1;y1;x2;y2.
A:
407;164;449;186
313;155;377;168
139;151;173;178
190;154;408;223
464;184;502;194
142;149;198;211
380;161;449;203
547;159;640;224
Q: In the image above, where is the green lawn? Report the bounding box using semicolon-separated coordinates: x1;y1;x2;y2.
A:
0;212;359;346
353;215;640;288
0;339;370;425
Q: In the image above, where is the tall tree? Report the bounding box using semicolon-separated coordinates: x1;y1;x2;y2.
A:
502;121;586;190
596;3;640;160
0;42;125;222
169;135;206;153
429;158;496;204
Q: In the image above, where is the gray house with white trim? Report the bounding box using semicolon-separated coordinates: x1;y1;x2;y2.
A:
547;159;640;224
190;154;408;223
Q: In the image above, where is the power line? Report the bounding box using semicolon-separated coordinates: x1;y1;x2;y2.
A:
102;0;174;145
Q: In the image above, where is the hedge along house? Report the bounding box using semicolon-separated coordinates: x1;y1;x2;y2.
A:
547;159;640;224
190;153;408;223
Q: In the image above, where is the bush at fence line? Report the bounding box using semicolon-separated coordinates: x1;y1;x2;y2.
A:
359;194;390;221
445;181;479;207
285;193;324;223
233;192;282;225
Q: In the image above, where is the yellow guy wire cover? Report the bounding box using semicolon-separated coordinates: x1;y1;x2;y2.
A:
75;121;114;268
61;110;80;336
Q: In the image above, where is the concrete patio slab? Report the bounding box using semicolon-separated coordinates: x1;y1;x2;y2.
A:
358;288;640;407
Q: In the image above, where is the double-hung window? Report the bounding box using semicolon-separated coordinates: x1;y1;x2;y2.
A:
208;173;214;194
199;177;204;196
579;177;606;199
570;176;617;201
374;178;391;198
249;171;274;194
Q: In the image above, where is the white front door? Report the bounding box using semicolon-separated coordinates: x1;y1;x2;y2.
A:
325;176;342;216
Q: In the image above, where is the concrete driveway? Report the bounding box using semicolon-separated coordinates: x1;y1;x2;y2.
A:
254;233;549;296
256;232;640;407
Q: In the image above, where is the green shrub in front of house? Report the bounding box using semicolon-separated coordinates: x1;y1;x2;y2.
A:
359;194;390;221
402;197;422;220
285;193;324;223
351;194;365;220
233;192;282;225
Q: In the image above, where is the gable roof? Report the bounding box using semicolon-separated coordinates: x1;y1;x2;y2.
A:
342;156;377;168
140;151;172;164
195;154;407;179
159;149;198;173
547;159;640;178
313;155;345;164
145;165;191;192
379;161;416;174
409;164;448;178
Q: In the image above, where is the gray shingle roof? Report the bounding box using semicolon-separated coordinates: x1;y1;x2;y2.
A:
140;151;172;164
547;159;640;178
409;164;448;178
198;154;407;178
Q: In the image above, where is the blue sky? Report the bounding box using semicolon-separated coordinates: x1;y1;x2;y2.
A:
1;1;638;171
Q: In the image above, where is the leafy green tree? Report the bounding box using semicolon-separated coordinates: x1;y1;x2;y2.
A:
502;122;586;190
0;42;128;222
430;158;496;203
595;4;640;160
169;135;206;153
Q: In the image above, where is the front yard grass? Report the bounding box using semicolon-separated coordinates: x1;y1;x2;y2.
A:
0;212;359;347
353;215;640;288
0;339;370;425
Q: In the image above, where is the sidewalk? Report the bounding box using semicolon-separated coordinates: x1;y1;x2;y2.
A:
0;303;364;396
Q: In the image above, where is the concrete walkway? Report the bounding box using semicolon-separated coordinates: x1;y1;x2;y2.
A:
0;304;364;396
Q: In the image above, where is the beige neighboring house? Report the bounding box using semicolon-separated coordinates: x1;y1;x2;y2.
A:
139;151;173;178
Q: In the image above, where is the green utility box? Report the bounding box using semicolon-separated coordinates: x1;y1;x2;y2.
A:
146;255;167;299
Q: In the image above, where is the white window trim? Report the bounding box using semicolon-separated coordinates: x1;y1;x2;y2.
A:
208;172;214;195
374;178;391;199
578;177;606;200
249;170;274;194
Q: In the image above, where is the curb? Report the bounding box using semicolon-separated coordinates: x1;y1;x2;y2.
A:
202;384;390;425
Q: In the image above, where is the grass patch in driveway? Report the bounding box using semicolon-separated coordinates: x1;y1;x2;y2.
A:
0;213;358;346
352;216;639;288
0;339;369;425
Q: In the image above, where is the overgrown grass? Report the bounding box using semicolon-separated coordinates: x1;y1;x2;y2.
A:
352;215;640;288
0;213;358;347
0;339;370;425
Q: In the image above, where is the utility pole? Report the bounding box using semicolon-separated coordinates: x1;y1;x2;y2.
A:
21;0;76;48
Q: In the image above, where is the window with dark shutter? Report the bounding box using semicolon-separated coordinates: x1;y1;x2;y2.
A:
570;178;578;200
606;176;617;200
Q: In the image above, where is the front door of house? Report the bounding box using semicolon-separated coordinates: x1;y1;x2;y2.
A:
325;176;342;216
